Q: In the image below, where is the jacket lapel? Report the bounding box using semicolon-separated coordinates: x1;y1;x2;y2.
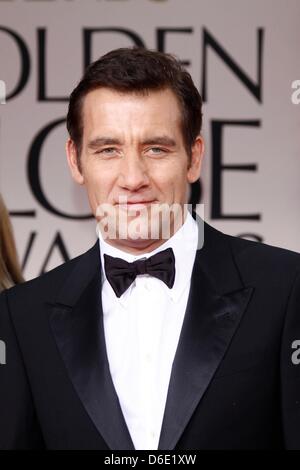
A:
157;214;254;450
48;242;135;450
48;213;254;451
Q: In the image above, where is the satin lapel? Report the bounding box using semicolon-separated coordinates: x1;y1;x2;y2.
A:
48;242;135;450
158;215;254;450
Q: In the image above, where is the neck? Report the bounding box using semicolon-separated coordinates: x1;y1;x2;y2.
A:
103;237;170;255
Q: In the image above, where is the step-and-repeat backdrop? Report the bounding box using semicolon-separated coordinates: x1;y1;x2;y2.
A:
0;0;299;280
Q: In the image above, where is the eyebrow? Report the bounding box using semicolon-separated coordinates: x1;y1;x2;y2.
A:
87;135;177;149
87;137;122;149
142;136;176;147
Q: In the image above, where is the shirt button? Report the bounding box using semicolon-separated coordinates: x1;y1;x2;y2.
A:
144;280;151;291
145;353;152;363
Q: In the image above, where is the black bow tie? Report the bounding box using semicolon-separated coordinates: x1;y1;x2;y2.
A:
103;247;175;298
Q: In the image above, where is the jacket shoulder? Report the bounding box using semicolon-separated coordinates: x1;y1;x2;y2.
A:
207;222;300;280
4;241;98;304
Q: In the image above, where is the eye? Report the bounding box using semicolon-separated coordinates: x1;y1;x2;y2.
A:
95;147;117;155
147;147;167;155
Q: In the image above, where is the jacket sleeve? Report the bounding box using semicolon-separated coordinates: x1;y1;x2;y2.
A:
280;267;300;449
0;289;45;449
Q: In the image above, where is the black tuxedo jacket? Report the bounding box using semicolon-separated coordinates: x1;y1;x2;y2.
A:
1;215;300;450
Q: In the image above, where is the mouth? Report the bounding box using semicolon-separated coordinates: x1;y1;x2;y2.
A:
116;200;156;209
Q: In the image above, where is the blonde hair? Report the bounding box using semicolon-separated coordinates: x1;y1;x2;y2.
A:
0;194;24;291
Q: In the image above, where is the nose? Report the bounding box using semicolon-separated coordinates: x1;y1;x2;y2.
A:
118;154;150;191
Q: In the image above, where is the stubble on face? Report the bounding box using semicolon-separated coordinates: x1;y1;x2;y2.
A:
77;87;200;254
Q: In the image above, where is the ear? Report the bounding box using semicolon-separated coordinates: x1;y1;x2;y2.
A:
65;139;84;185
187;136;205;184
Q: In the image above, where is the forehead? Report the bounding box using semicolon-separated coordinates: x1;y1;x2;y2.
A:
81;87;182;138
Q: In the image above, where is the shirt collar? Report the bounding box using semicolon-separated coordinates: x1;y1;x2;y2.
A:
98;210;198;304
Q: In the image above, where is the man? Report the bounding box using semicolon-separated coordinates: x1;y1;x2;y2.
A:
0;47;300;450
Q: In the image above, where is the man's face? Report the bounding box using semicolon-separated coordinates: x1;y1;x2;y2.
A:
66;87;204;253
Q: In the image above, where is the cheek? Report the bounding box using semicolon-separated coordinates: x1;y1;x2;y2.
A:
153;175;187;202
154;165;187;186
151;159;185;181
84;164;115;190
82;172;111;208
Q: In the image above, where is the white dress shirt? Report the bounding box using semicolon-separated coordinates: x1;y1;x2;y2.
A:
98;211;198;450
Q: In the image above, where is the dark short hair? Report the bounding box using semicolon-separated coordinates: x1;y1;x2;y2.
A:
66;47;202;167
